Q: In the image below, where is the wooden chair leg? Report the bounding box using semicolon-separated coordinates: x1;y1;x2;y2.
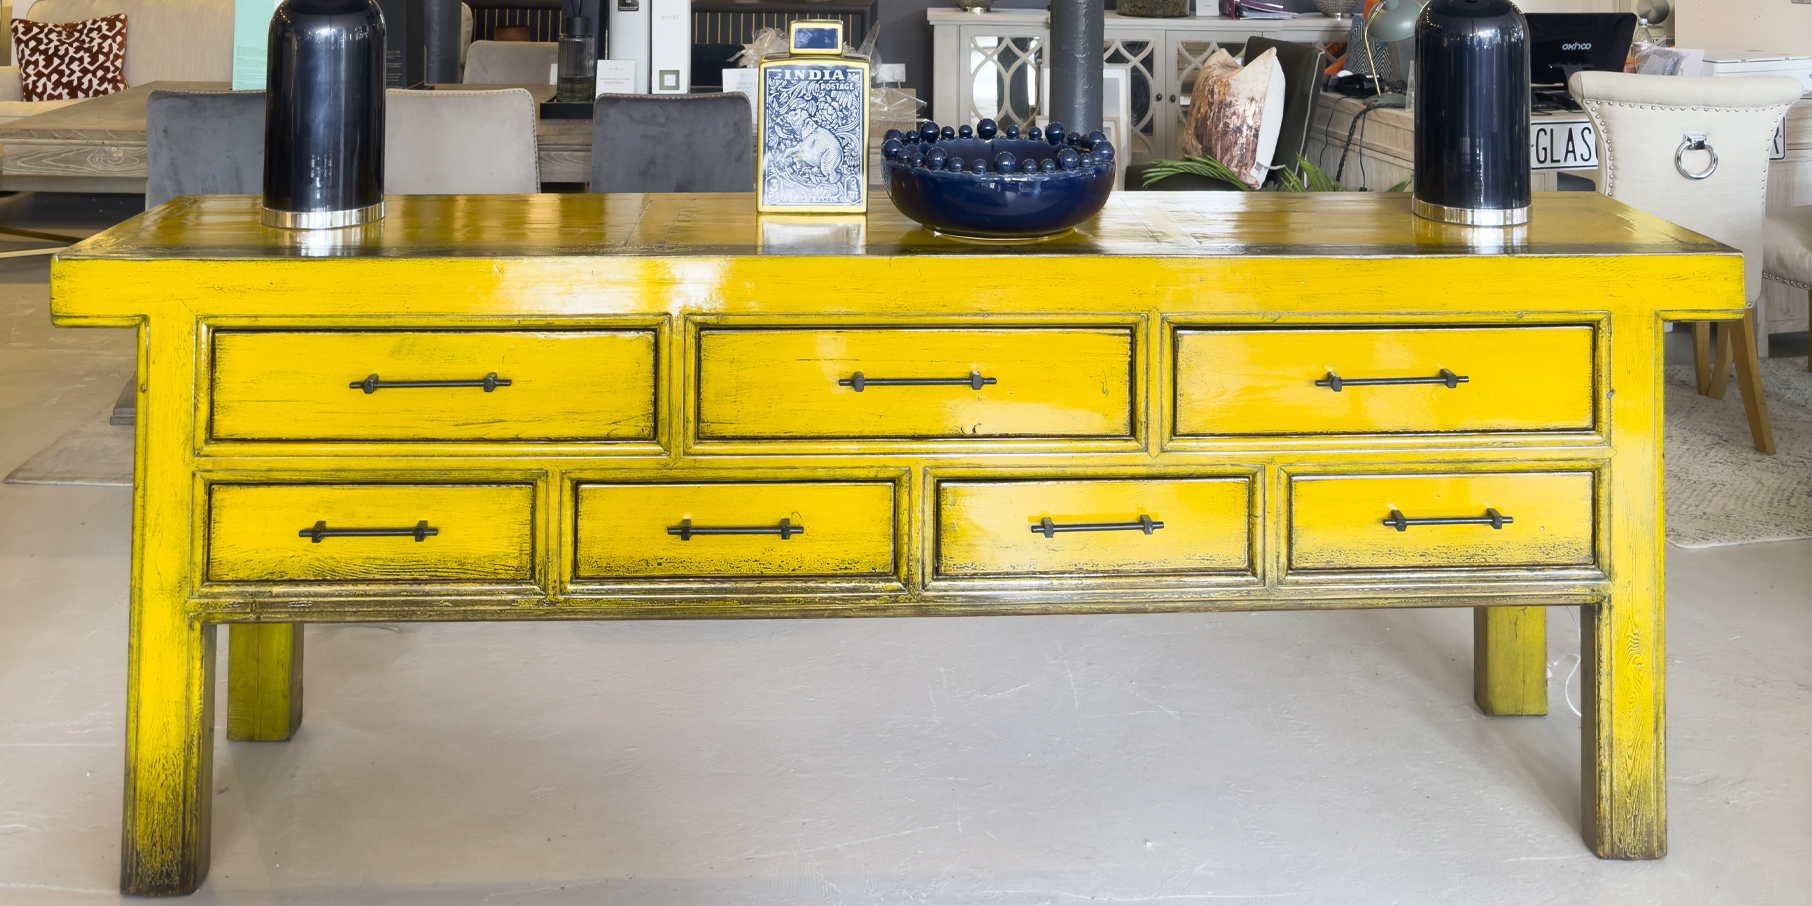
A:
1731;308;1776;455
1708;320;1735;401
1692;322;1713;395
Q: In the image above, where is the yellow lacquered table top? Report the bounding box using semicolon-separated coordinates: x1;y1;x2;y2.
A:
60;191;1731;261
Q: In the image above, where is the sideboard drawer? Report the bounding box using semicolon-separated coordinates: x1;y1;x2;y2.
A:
937;477;1251;577
1288;472;1595;572
211;330;657;442
574;482;895;579
1175;326;1594;435
696;328;1133;439
208;484;535;582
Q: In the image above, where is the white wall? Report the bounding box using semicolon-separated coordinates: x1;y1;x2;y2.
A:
1515;0;1620;11
1677;0;1812;54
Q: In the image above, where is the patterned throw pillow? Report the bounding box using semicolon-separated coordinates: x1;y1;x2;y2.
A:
1180;48;1287;190
10;15;130;103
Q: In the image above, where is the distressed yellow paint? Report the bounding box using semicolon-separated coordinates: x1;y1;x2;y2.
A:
1288;472;1596;572
937;478;1251;576
227;624;303;741
574;482;895;578
697;328;1134;439
1176;326;1595;435
1474;606;1548;716
211;330;656;442
208;484;535;582
48;193;1736;892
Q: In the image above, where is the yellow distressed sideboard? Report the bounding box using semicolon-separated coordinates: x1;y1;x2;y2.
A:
50;192;1740;895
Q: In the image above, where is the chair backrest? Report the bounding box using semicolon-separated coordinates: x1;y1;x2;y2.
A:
384;88;539;194
1570;71;1803;302
28;0;233;85
145;88;263;209
462;40;557;85
590;93;753;193
1242;36;1325;181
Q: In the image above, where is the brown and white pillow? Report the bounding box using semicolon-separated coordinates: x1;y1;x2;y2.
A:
1181;48;1287;189
10;15;129;103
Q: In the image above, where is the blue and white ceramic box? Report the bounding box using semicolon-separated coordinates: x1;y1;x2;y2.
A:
757;20;870;213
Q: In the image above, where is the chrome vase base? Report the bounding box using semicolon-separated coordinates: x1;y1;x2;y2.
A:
1412;197;1530;228
260;201;385;231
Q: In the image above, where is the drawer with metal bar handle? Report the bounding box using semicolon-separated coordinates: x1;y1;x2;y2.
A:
1174;326;1595;436
1288;472;1595;572
574;482;895;579
937;478;1251;577
696;327;1134;440
206;484;534;582
209;330;656;442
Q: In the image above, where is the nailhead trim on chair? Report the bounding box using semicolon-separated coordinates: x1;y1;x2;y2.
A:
1574;98;1793;197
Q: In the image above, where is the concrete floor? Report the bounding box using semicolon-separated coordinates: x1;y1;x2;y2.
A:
2;213;1809;903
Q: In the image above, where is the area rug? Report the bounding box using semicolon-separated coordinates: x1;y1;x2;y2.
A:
1663;357;1812;548
8;369;1812;547
3;404;132;486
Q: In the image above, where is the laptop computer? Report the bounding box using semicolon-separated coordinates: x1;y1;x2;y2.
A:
1526;12;1639;88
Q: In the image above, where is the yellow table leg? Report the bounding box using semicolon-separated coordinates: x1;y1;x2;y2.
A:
1582;598;1667;859
120;613;216;895
1473;606;1548;716
227;624;304;742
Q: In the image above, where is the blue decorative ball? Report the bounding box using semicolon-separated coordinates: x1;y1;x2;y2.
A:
881;138;904;160
993;151;1017;174
1005;125;1020;139
926;147;947;169
1040;158;1057;173
970;158;989;175
1058;147;1080;170
947;156;966;172
884;129;903;142
920;121;940;141
910;152;926;168
1085;130;1106;149
1045;123;1065;145
905;130;919;144
941;126;955;140
1019;158;1039;174
958;124;973;138
976;119;997;139
1027;126;1042;141
1092;140;1115;162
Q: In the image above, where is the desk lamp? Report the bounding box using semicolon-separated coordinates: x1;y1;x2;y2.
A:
1371;0;1532;227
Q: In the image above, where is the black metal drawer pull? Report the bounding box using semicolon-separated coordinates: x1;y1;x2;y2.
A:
351;372;511;394
299;520;437;543
667;518;803;541
1382;508;1512;532
1032;515;1163;538
839;371;996;392
1317;368;1467;392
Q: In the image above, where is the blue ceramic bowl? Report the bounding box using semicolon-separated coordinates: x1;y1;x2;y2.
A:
883;136;1116;240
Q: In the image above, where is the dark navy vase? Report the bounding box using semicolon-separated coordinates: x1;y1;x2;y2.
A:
261;0;386;229
1413;0;1531;227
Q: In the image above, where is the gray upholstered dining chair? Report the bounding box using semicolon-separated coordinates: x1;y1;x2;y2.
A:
124;88;267;426
462;40;557;85
145;88;265;209
1570;70;1803;455
590;92;754;193
384;88;541;194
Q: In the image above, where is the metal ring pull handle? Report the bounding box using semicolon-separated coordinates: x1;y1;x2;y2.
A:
1381;508;1512;532
667;518;803;541
352;372;511;394
1032;515;1164;538
299;520;437;543
1675;133;1718;180
839;371;996;392
1317;368;1467;392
